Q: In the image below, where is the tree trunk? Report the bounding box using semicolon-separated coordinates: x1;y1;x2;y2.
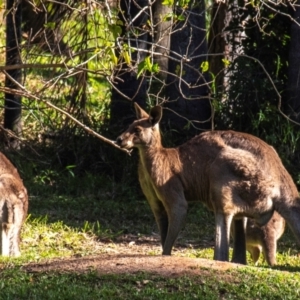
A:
4;0;23;147
164;0;211;141
208;0;245;98
287;1;300;122
110;0;148;132
152;0;172;80
208;1;227;93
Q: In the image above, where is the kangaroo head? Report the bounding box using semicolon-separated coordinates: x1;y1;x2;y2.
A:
116;103;162;149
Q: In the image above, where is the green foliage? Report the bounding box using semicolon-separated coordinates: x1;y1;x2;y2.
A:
222;58;230;67
137;56;160;78
162;0;174;6
16;3;121;148
200;61;209;73
162;0;191;8
161;0;190;21
44;22;56;30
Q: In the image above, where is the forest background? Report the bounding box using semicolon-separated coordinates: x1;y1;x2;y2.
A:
1;0;300;183
1;1;300;298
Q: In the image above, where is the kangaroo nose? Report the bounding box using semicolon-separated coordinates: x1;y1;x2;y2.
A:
116;136;122;145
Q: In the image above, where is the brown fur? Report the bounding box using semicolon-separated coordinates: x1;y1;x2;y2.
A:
116;104;300;264
245;211;285;266
0;153;28;257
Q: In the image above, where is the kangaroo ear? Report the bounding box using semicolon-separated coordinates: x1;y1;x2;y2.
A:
149;106;162;126
134;102;149;119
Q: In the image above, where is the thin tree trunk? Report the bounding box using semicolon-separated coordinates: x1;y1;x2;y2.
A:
110;0;148;131
4;0;23;147
287;1;300;122
208;0;246;97
208;1;227;93
165;0;211;140
152;0;172;80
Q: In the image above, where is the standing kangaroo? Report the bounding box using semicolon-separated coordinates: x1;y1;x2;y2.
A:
116;103;300;263
245;211;285;266
0;153;28;257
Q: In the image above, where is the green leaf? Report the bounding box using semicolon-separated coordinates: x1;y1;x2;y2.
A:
108;24;122;40
222;58;230;67
145;56;152;71
108;49;118;65
123;51;131;65
163;12;174;22
44;22;56;30
137;61;146;79
152;63;160;73
177;15;186;21
162;0;174;6
178;0;190;8
175;65;186;76
200;61;209;73
137;58;159;78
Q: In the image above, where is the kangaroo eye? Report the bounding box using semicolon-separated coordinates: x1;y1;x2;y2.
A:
134;127;141;134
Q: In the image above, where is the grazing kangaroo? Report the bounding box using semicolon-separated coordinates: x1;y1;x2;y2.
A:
116;103;300;263
245;211;285;266
0;153;28;257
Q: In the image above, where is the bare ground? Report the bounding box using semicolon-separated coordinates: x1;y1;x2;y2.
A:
22;234;244;277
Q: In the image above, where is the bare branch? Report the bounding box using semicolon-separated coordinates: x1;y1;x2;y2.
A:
0;84;132;155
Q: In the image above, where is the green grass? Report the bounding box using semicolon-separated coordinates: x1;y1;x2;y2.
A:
1;267;300;299
0;165;300;299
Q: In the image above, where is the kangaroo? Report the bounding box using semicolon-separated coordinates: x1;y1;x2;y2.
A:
116;103;300;264
231;212;285;266
245;211;285;266
0;153;28;257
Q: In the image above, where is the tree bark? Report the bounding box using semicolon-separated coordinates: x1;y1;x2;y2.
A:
208;1;227;93
208;0;246;97
287;1;300;122
165;0;211;140
4;0;23;147
152;0;173;79
110;0;148;131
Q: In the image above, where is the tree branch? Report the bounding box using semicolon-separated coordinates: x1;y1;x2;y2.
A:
0;84;132;155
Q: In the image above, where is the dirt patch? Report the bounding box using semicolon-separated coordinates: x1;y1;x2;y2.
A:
23;254;243;277
22;234;245;277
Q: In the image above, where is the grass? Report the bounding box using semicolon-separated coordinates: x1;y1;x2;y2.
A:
1;266;300;299
0;161;300;299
